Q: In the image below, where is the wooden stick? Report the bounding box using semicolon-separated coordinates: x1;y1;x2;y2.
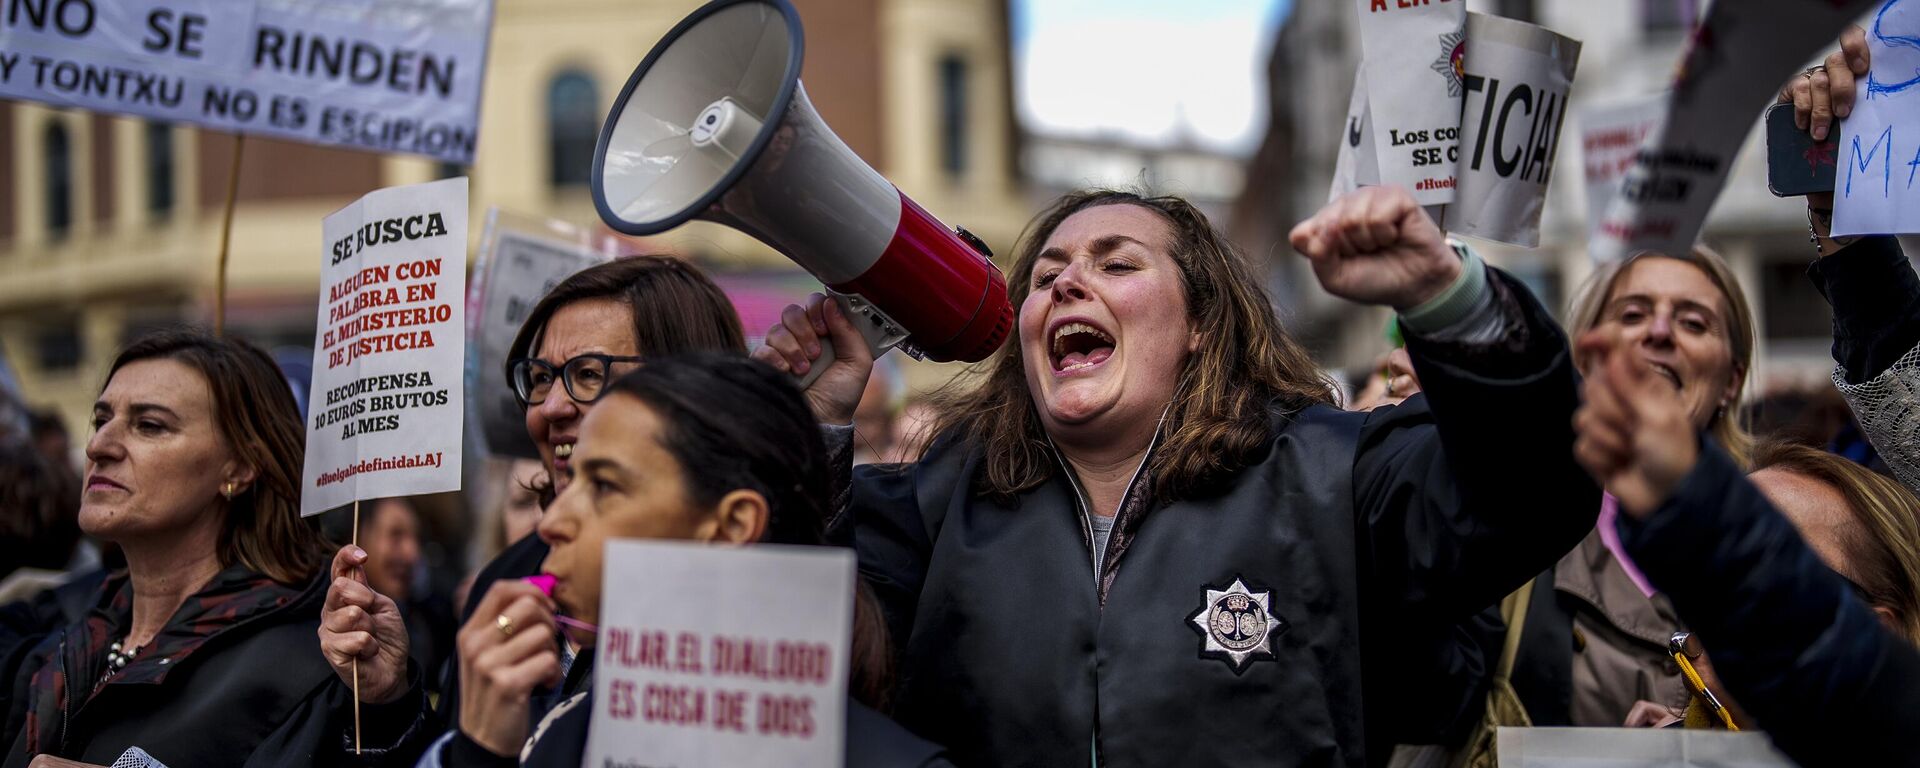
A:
214;134;245;337
351;498;362;755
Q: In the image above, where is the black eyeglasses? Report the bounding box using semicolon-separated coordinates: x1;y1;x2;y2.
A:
508;353;644;406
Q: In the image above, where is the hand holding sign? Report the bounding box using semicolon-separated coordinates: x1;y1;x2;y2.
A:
318;545;413;705
1291;185;1462;311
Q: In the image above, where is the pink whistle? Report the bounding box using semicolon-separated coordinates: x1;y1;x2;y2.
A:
522;575;597;636
523;574;557;596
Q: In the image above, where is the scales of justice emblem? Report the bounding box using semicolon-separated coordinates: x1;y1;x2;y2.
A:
1188;577;1286;673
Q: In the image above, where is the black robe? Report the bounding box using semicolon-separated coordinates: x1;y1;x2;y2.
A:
848;269;1600;767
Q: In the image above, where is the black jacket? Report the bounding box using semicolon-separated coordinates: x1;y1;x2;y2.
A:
849;270;1599;767
1808;235;1920;386
1617;443;1920;767
2;566;410;768
357;531;554;766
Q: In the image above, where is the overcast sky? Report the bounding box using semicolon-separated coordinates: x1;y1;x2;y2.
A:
1013;0;1290;156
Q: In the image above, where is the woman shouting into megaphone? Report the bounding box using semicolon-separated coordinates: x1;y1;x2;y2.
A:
753;186;1599;767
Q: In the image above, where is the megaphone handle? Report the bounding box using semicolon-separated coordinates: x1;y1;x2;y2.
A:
797;335;838;389
795;292;906;389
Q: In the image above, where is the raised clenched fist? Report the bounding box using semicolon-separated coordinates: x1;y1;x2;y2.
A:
1289;185;1462;311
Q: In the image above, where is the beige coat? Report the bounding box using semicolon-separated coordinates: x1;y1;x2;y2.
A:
1556;529;1691;726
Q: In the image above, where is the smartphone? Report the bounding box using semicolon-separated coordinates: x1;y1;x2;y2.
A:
1765;102;1837;197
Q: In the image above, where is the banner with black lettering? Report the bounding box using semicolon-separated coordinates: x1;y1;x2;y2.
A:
1448;13;1580;248
1591;0;1880;262
1577;94;1665;244
1355;0;1466;206
0;0;491;164
301;177;467;516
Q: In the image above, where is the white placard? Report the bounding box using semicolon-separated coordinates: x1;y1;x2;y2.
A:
0;0;493;163
1578;94;1667;243
1355;0;1466;206
1447;12;1580;248
1591;0;1882;262
1833;0;1920;236
1329;68;1380;202
1497;727;1797;767
587;540;853;768
300;177;468;516
464;209;612;460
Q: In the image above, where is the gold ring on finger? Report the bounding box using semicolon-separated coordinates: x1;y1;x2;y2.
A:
496;613;516;638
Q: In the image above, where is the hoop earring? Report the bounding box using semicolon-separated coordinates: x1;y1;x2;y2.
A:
221;482;238;499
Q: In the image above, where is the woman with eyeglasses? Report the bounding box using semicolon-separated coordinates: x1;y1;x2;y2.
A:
315;256;746;762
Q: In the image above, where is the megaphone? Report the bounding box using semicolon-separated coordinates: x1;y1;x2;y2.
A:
592;0;1011;384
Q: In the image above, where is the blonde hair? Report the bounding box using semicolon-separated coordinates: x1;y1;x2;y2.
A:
1567;246;1756;467
1753;441;1920;645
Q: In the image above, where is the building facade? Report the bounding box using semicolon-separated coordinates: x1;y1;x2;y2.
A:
1241;0;1851;391
0;0;1025;433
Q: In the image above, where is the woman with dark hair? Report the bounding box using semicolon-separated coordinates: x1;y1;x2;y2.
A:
318;256;748;761
442;354;948;766
3;329;362;767
758;186;1599;766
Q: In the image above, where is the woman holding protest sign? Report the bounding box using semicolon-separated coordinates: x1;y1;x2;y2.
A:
438;353;950;767
316;256;751;760
756;185;1598;767
2;330;371;768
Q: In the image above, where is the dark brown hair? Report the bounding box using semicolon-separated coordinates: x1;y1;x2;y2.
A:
1753;440;1920;644
926;190;1336;502
105;330;332;585
507;255;747;503
504;255;746;388
603;354;895;708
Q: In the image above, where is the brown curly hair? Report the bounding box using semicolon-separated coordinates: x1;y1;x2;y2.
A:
924;190;1335;503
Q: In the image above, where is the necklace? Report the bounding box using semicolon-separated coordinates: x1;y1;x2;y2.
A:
106;638;141;672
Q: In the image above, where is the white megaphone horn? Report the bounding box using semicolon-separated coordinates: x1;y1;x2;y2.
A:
591;0;1012;385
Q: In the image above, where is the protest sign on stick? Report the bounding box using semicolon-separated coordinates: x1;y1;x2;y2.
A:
300;178;468;517
464;209;613;459
1447;13;1581;248
587;541;854;768
1591;0;1882;262
1577;94;1666;244
0;0;494;164
1834;0;1920;236
1355;0;1467;206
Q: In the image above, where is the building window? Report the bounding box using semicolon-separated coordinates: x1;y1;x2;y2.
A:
1761;257;1833;340
547;71;598;188
34;322;81;371
45;121;72;238
146;121;174;218
1641;0;1690;36
938;55;969;178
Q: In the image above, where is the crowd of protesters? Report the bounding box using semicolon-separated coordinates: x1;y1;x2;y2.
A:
3;26;1920;768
